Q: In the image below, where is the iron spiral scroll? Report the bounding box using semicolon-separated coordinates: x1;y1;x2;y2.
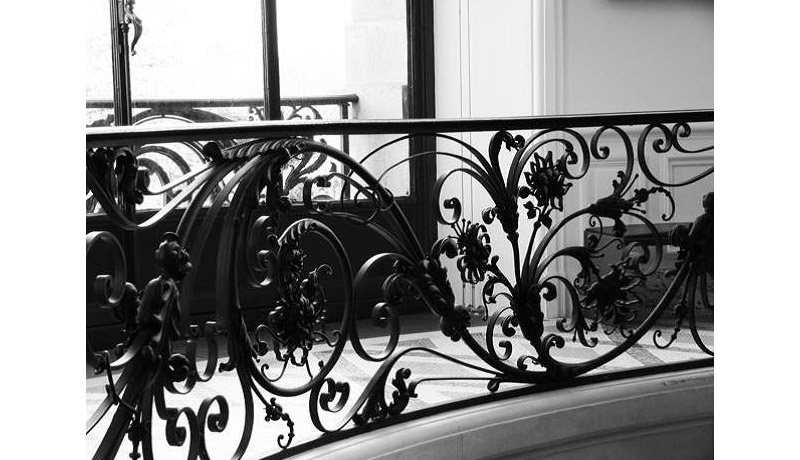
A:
86;120;713;459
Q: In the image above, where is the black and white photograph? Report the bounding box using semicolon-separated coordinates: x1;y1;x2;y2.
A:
6;0;798;458
83;1;714;458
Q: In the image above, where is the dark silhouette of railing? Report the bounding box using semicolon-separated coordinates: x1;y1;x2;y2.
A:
87;94;357;125
86;110;714;459
86;95;359;213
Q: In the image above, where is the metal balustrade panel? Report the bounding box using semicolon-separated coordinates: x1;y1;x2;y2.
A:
86;111;713;459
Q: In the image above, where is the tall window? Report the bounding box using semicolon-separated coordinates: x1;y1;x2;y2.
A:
86;0;436;343
86;0;415;128
87;0;433;208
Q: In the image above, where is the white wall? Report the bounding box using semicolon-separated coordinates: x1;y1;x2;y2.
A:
560;0;713;114
434;0;535;313
434;0;714;316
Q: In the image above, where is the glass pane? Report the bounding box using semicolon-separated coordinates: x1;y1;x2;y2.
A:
129;0;266;126
277;0;410;197
276;0;408;120
86;0;114;127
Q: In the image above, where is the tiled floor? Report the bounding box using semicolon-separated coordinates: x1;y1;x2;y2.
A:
86;313;713;459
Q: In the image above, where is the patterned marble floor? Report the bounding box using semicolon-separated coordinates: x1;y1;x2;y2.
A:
86;313;713;459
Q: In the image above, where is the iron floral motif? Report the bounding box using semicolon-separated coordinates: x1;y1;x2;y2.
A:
255;221;336;366
579;261;643;335
452;219;493;284
521;153;572;228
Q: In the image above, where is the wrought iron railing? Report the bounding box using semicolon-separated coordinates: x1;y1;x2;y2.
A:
86;95;358;126
86;95;358;214
86;110;713;459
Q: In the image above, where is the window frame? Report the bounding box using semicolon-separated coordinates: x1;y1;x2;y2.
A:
97;0;436;212
103;0;434;124
88;0;436;314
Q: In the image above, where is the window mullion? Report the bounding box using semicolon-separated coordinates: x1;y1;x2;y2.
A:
107;0;138;286
261;0;282;120
109;0;133;126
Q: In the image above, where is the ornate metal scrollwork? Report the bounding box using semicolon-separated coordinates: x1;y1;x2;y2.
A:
87;146;145;212
86;97;352;214
653;191;714;353
120;0;143;56
87;117;713;459
88;232;232;459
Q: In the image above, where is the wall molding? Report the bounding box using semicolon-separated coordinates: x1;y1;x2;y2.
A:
533;0;564;117
532;0;566;317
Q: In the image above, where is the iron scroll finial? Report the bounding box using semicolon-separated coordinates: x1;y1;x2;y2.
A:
120;0;143;56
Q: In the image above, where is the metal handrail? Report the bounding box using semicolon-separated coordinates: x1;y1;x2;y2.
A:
87;109;713;147
86;94;359;110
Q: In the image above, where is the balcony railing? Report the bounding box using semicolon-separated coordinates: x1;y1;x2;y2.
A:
86;95;359;127
86;110;713;459
86;95;359;214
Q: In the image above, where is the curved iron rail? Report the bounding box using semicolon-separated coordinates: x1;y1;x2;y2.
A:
86;110;713;459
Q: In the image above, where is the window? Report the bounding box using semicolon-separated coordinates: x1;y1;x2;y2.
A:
86;0;437;347
87;0;433;211
86;0;422;126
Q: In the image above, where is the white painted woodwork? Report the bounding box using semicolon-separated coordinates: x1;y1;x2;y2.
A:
433;0;713;317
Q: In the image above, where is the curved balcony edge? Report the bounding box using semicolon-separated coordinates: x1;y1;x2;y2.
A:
284;364;713;460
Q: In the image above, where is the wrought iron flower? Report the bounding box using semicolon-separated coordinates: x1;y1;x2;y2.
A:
523;154;572;213
581;263;642;332
267;300;314;359
452;219;492;284
267;267;327;364
256;225;332;365
280;243;306;287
